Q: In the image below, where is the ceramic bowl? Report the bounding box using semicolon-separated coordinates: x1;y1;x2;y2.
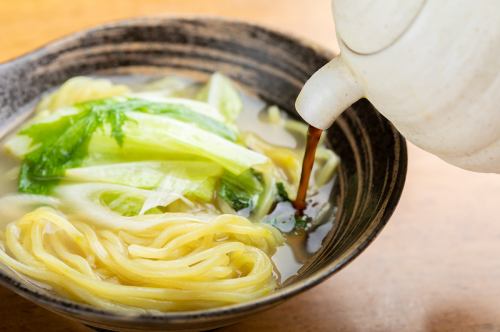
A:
0;17;407;331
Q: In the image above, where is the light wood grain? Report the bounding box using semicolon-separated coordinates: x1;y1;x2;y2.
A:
1;1;500;331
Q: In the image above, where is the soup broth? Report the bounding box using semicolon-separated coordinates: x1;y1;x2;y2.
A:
0;74;339;311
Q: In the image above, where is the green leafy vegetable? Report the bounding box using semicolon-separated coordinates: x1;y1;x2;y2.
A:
294;214;312;230
196;72;243;123
276;182;290;202
65;161;223;202
99;190;162;216
263;201;312;233
218;169;264;211
15;96;261;194
65;161;221;188
111;112;268;175
109;98;238;141
18;101;128;194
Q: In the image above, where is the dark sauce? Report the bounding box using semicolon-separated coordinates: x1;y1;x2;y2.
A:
294;126;323;211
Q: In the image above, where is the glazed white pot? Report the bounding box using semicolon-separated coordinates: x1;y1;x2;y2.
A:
296;0;500;172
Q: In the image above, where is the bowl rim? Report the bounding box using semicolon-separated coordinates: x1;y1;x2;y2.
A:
0;16;408;324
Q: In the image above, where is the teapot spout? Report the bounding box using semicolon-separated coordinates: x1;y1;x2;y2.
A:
296;56;363;129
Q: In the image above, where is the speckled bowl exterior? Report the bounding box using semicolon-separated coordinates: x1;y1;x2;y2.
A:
0;17;407;332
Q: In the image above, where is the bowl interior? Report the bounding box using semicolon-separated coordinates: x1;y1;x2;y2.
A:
0;17;407;331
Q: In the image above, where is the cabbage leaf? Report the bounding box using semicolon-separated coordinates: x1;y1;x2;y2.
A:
196;73;243;123
14;98;267;194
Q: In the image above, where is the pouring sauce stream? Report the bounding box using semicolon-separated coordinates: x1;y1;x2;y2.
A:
293;125;323;211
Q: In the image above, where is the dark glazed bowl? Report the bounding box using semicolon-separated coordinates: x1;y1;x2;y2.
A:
0;17;406;331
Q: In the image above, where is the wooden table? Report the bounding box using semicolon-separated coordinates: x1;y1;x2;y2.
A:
1;1;500;331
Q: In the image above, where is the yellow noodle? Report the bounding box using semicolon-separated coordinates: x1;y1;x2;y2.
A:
315;147;340;187
0;207;283;311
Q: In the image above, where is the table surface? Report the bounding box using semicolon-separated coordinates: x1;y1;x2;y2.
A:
1;1;500;331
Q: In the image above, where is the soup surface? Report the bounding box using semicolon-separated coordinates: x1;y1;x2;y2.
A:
0;74;339;312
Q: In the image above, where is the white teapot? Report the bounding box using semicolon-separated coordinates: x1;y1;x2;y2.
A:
296;0;500;172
